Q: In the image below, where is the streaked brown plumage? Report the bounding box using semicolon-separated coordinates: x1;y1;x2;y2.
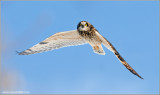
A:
18;21;143;79
103;36;143;79
77;21;143;79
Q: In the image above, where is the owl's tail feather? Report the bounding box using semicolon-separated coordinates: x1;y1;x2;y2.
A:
92;45;105;55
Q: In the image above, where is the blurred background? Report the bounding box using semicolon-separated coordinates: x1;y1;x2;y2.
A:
1;1;159;94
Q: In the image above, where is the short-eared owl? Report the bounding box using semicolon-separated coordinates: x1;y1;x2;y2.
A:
18;21;143;79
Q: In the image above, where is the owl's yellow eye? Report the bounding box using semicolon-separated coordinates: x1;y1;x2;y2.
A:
79;24;82;26
85;24;88;26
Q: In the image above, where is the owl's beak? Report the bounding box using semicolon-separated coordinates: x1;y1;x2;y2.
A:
81;25;84;28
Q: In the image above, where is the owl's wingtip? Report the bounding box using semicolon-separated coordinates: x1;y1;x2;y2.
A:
16;51;21;55
16;50;27;55
138;76;144;80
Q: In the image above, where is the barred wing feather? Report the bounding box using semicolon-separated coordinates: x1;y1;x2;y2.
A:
18;30;87;55
95;32;143;79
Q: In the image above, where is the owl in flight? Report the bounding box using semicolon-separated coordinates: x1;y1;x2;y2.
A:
18;21;143;79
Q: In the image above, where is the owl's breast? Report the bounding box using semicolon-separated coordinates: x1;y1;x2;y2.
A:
78;30;102;44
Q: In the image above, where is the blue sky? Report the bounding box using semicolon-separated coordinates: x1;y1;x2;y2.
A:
1;1;159;94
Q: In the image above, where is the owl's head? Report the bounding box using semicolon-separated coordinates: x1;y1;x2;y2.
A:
77;21;92;31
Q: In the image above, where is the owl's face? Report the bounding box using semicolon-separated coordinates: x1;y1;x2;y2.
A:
77;21;91;31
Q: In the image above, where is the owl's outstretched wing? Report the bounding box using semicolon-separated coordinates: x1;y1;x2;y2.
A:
95;32;143;79
18;30;87;55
